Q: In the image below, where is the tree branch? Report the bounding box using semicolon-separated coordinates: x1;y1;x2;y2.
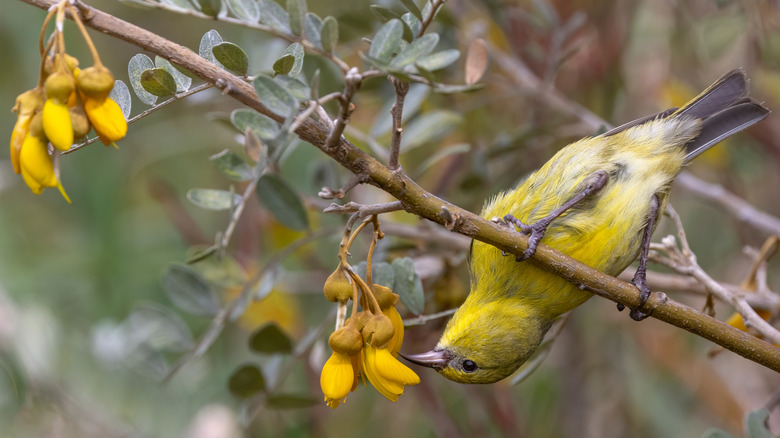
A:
22;0;780;372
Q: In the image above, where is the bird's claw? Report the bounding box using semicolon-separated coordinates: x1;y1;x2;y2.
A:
616;275;653;321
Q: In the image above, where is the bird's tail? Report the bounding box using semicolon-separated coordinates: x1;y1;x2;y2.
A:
672;69;770;162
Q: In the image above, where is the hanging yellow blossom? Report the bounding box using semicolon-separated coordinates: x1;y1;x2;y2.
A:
10;88;44;174
76;65;127;146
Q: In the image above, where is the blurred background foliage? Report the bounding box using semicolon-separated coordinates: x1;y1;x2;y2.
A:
1;0;780;436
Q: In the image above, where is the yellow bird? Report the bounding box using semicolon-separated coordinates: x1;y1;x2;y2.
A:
403;69;769;384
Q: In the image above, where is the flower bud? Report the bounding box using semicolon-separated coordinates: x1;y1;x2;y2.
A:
323;269;353;303
371;284;399;310
361;314;395;348
28;112;44;139
76;65;115;99
328;325;363;356
69;104;90;140
44;71;76;104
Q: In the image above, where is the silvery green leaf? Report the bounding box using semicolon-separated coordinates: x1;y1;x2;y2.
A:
186;188;242;211
401;12;421;40
155;56;192;92
304;13;323;49
197;0;221;16
274;75;310;100
199;29;225;68
391;257;424;315
281;43;304;77
226;0;260;22
108;80;132;120
286;0;306;36
231;108;281;141
255;174;309;230
368;19;404;63
401;0;422;21
321;16;338;52
258;0;290;32
209;149;255;181
390;32;438;68
253;74;298;117
415;49;460;71
401;110;461;152
128;54;157;106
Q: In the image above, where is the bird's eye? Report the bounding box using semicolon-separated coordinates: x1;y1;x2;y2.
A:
462;359;477;372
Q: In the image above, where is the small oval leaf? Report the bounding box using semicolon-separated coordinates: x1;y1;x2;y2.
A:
255;174;309;230
390;33;439;68
321;16;338;52
258;0;290;32
465;38;488;85
273;55;295;76
140;68;178;97
197;0;221;16
369;19;404;63
304;13;323;49
226;0;260;22
286;0;306;36
209;149;255;181
253;74;298;117
401;0;422;21
281;43;304;78
199;30;225;68
108;80;132;120
415;49;460;71
231;109;281;141
161;264;221;317
391;257;424;315
155;56;192;92
274;75;310;100
186;188;241;211
228;364;266;398
212;42;250;75
128;54;158;106
249;323;293;354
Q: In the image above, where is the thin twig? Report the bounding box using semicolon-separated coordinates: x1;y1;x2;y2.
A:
388;76;409;170
318;173;369;200
324;67;361;151
323;200;404;216
288;91;341;133
417;0;447;38
403;308;458;327
63;83;214;154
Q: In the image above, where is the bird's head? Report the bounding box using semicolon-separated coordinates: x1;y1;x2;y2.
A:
402;300;550;384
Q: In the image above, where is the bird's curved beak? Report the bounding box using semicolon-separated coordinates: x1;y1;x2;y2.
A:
400;350;450;369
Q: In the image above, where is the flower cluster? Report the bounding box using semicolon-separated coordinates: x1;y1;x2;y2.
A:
319;217;419;409
9;1;127;201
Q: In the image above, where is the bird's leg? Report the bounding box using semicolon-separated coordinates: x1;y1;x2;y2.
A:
616;194;659;321
504;170;609;261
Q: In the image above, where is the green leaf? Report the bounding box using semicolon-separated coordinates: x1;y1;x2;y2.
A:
401;110;462;152
256;174;309;230
197;0;221;16
228;364;266;398
199;30;225;68
391;257;424;314
155;56;192;92
108;80;132;120
433;83;485;94
212;42;249;75
253;74;298;117
390;33;438;68
372;262;395;288
266;394;319;409
745;409;777;438
128;54;158;106
701;429;734;438
140;68;178;97
400;0;422;21
304;13;323;49
231;108;281;141
226;0;260;22
258;0;290;32
273;55;295;76
321;16;338;52
415;143;471;177
249;323;293;353
368;19;404;63
370;5;401;22
274;75;310;100
128;303;194;352
209;149;255;181
160;264;220;317
401;12;421;39
286;0;306;36
415;49;460;71
186;188;241;211
281;43;304;77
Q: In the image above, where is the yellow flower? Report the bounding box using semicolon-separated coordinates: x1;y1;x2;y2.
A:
18;131;71;203
83;95;127;146
10;89;44;174
320;351;358;409
362;344;419;402
42;98;73;151
384;306;404;357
